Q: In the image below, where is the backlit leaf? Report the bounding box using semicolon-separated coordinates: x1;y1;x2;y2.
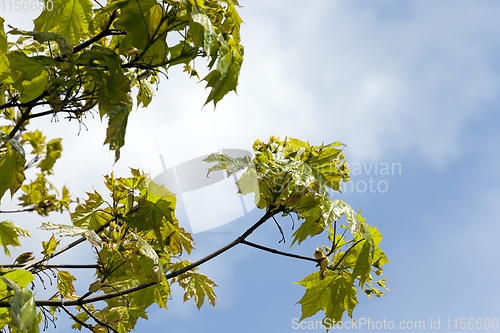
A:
351;240;371;286
37;138;62;173
203;153;252;176
41;234;60;260
57;270;77;299
34;0;93;45
13;252;35;265
0;138;26;201
103;104;132;162
177;270;218;309
294;271;334;321
111;0;157;51
325;273;358;324
131;232;163;282
8;28;73;56
0;269;35;291
39;222;103;247
2;277;37;331
203;48;243;106
0;220;31;257
0;17;8;74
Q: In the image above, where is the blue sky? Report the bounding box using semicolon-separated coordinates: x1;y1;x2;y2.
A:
2;0;500;332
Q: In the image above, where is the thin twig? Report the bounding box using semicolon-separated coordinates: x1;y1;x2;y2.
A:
272;215;285;243
241;240;320;263
61;305;93;331
81;305;117;333
0;207;36;213
73;11;120;54
326;219;337;257
329;239;365;272
4;264;99;269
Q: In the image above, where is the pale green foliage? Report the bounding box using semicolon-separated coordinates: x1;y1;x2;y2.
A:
0;220;31;257
209;137;390;326
0;0;244;162
0;2;391;332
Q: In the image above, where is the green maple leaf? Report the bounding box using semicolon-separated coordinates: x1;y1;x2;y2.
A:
143;180;175;203
127;198;173;233
2;277;37;331
34;0;93;45
294;271;334;321
203;49;243;107
295;271;359;327
0;221;31;257
0;17;9;74
0;141;26;200
8;28;73;56
70;205;108;230
103;104;132;162
351;240;371;286
6;52;45;80
37;138;62;173
190;4;218;56
204;152;252;177
0;269;35;290
325;273;358;324
177;270;218;309
40;234;59;261
108;0;157;51
57;270;76;299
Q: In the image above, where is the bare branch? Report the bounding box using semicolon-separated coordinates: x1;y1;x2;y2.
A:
241;240;320;263
4;264;99;269
0;209;280;308
81;305;118;333
0;207;36;213
61;305;93;331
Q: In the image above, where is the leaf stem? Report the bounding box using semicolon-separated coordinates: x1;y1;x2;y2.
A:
326;219;337;257
329;239;365;272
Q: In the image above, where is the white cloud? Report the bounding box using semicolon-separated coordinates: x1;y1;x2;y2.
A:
184;0;500;168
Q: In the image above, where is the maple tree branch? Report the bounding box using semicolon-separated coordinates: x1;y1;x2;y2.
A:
0;209;281;308
8;90;49;138
0;99;50;110
241;240;320;263
121;47;197;70
73;11;120;54
61;305;93;331
81;305;118;333
5;264;99;269
0;207;36;213
25;109;59;120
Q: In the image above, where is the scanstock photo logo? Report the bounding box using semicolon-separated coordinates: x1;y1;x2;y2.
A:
140;114;257;234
